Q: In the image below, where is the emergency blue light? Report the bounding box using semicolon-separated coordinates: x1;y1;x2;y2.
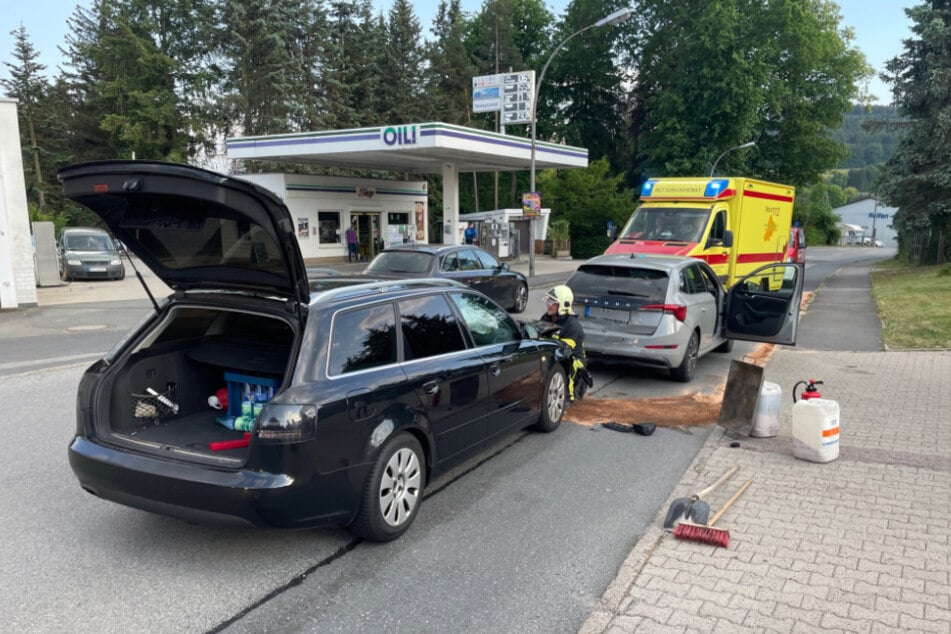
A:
640;180;656;197
704;179;731;197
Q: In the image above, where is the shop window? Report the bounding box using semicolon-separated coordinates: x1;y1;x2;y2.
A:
388;212;409;225
318;212;341;244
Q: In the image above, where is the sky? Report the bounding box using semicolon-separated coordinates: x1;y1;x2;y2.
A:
1;0;914;105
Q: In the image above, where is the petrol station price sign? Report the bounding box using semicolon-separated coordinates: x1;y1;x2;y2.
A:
472;71;535;124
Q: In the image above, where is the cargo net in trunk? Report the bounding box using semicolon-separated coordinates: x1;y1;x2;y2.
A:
132;382;179;424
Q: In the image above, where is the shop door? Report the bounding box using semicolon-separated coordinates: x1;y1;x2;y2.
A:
354;212;382;261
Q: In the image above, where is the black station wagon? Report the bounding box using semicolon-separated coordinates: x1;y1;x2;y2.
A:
62;161;572;542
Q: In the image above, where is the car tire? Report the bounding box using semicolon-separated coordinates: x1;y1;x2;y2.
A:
511;283;528;313
349;433;426;542
116;269;126;281
670;331;699;382
530;365;566;432
713;338;733;353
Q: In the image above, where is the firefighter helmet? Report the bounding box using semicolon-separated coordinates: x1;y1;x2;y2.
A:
544;285;575;316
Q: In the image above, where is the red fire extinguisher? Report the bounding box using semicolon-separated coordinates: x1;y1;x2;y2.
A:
792;379;823;402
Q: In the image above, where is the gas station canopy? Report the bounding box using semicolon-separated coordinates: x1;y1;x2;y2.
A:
226;121;588;173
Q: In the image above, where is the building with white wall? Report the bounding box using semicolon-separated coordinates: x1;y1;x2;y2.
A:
0;98;38;309
226;121;588;260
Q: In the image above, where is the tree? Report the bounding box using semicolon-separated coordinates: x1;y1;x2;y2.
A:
217;0;308;137
376;0;427;124
627;0;868;188
879;0;951;264
751;0;871;187
541;0;629;172
425;0;478;125
317;1;386;130
537;157;636;259
58;0;211;163
2;26;52;209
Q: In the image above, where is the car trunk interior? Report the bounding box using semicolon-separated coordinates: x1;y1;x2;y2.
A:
96;304;297;466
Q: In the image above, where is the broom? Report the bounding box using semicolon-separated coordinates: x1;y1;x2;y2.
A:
673;479;752;548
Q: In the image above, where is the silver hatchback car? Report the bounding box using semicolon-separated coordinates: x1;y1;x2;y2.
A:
565;254;803;382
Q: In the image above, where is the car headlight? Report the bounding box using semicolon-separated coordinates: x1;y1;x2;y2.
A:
254;404;317;443
110;259;121;266
67;259;82;266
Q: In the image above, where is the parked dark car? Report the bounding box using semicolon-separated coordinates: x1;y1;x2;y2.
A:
565;254;803;382
60;160;572;542
365;244;529;313
58;226;125;281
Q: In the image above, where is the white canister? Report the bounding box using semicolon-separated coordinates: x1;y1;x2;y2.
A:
792;397;840;463
750;381;782;437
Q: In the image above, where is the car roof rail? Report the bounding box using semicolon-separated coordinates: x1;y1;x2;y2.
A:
311;278;466;303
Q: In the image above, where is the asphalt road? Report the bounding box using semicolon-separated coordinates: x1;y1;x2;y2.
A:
0;246;894;633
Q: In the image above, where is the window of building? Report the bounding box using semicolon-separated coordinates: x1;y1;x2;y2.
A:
318;211;341;244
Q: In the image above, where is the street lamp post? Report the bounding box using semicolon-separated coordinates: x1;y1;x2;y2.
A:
709;141;756;178
870;184;888;246
528;8;632;277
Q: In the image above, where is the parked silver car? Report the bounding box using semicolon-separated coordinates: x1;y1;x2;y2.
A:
565;254;803;382
58;226;125;281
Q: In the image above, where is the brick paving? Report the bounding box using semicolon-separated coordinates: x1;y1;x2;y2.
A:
581;349;951;633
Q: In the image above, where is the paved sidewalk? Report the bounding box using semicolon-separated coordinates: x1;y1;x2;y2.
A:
581;295;951;631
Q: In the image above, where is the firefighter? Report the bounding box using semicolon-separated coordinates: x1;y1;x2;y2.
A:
541;285;591;401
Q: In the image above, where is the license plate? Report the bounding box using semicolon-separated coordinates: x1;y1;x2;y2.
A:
588;306;629;324
89;267;106;272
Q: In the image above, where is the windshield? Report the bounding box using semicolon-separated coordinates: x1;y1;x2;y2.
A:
619;207;710;243
366;250;434;274
567;265;669;303
65;233;115;252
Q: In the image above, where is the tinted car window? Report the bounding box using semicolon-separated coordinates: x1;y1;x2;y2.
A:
440;252;460;272
474;250;499;269
366;251;433;274
114;199;285;274
399;294;466;360
682;265;706;294
456;249;482;271
329;303;398;375
449;292;519;346
568;265;668;303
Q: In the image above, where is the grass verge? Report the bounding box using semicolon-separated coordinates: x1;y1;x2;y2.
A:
871;261;951;349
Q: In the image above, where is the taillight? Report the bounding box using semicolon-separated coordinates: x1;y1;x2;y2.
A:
641;303;687;322
255;404;317;443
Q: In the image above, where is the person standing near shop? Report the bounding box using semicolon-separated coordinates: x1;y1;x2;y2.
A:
464;222;478;245
346;222;359;262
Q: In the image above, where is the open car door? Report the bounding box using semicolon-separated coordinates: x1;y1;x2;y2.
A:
724;263;803;345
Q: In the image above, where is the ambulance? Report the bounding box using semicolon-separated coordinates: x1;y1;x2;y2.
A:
605;177;795;287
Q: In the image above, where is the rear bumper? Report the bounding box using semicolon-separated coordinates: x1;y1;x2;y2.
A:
584;333;679;369
64;263;124;279
68;436;362;528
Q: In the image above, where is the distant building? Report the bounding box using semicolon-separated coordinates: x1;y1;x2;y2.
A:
834;198;897;246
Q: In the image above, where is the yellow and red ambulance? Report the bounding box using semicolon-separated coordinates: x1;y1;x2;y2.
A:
605;177;795;287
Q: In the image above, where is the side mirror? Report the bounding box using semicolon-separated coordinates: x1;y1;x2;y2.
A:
500;263;510;272
721;230;734;248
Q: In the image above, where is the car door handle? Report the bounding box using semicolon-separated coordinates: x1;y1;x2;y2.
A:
489;363;501;377
422;381;440;395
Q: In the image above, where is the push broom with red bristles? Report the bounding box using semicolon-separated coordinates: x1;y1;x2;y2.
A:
674;479;752;548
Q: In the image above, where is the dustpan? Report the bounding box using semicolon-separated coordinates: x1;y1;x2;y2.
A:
717;359;764;436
